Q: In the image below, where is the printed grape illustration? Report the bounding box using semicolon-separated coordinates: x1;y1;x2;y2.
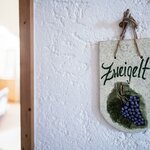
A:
107;82;148;129
121;96;145;126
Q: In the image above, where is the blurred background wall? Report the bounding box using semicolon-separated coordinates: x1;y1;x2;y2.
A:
0;0;19;102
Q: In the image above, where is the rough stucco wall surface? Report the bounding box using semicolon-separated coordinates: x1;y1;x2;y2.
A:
34;0;150;150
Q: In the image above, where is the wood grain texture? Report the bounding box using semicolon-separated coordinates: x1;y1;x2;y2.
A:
19;0;34;149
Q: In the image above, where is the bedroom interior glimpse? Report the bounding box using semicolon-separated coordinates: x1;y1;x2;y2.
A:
0;0;20;150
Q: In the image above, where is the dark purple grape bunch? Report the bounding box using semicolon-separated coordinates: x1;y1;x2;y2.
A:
121;95;145;126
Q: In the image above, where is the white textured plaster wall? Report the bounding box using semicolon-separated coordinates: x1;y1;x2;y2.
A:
34;0;150;150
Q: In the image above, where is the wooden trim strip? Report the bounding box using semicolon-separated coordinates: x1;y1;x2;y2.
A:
19;0;34;149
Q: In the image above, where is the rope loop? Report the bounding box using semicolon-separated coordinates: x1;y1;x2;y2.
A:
114;9;143;59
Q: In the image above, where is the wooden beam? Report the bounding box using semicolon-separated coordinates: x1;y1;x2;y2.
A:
19;0;34;149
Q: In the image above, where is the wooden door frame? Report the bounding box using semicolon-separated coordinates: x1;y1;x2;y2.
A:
19;0;34;150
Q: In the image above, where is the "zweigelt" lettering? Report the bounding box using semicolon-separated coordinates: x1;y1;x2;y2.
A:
101;57;150;85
